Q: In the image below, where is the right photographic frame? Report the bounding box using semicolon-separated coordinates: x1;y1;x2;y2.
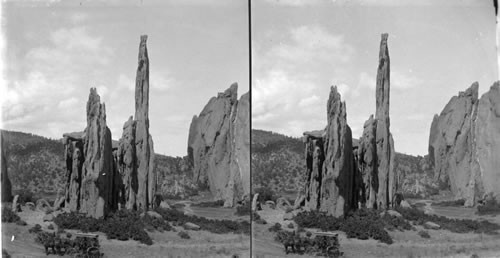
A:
250;0;500;257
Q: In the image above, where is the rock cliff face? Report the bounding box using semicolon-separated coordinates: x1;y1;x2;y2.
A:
428;83;479;205
303;87;356;217
63;132;84;211
187;84;250;207
357;33;396;209
1;132;13;202
429;81;500;205
474;82;500;202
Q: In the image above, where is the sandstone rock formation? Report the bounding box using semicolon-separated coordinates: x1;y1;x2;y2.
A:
429;81;500;205
115;35;156;211
1;132;12;202
474;82;500;202
63;132;84;211
303;87;356;217
357;33;396;209
187;83;250;207
80;88;116;218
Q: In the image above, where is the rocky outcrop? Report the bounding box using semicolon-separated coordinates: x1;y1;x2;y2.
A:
356;33;396;209
474;82;500;202
303;87;356;217
429;81;500;205
116;35;156;211
1;132;12;202
63;131;84;211
79;88;116;218
187;83;250;207
428;83;479;205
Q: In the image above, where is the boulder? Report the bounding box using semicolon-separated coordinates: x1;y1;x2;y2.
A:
400;200;412;208
159;201;170;209
53;196;65;210
36;199;51;211
265;201;276;209
283;213;294;221
43;214;54;222
12;195;20;212
187;84;249;207
252;193;259;211
381;210;402;218
276;197;292;211
184;222;200;231
25;202;35;211
423;221;440;230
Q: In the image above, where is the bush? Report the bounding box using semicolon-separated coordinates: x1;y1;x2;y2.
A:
396;207;500;234
477;196;500;215
16;220;27;226
269;223;282;232
53;210;161;245
1;207;20;223
192;200;224;208
29;224;42;234
306;231;312;237
294;208;394;244
254;187;278;203
432;199;465;207
235;201;251;216
178;231;190;239
47;224;54;230
14;189;38;204
287;223;294;229
418;230;430;238
154;207;250;235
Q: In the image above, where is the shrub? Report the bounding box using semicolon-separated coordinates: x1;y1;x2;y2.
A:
29;224;42;234
396;207;500;234
418;230;430;238
234;201;251;216
294;208;394;244
15;189;38;204
53;210;157;245
432;199;465;207
477;196;500;215
16;220;27;226
47;224;54;230
154;207;249;235
254;187;278;203
269;223;282;232
287;223;294;229
1;207;20;223
178;231;190;239
192;200;224;208
306;231;312;237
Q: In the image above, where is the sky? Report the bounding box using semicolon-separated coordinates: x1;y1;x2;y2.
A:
0;0;249;157
252;0;498;156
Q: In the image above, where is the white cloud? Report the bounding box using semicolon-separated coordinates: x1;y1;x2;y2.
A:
269;25;354;64
299;95;320;108
392;71;422;90
358;72;376;90
2;26;113;138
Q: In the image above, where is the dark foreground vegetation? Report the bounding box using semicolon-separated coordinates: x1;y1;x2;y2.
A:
395;206;500;234
477;196;500;216
54;210;170;245
155;207;250;235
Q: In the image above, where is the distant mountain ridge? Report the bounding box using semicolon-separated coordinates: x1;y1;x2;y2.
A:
1;129;195;199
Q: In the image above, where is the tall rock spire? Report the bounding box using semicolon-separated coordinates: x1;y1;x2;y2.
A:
357;33;396;209
133;35;155;210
